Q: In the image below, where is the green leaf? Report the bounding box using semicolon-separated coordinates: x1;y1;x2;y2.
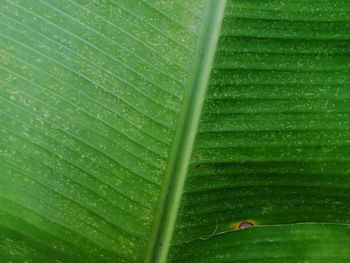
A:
1;0;350;263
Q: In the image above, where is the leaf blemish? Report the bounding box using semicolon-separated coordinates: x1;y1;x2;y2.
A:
193;152;201;169
231;220;256;230
238;221;255;229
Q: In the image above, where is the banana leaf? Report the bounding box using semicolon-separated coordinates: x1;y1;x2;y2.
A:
1;0;349;262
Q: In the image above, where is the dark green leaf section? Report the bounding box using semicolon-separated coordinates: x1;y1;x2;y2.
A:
171;224;350;262
170;0;350;261
0;0;206;262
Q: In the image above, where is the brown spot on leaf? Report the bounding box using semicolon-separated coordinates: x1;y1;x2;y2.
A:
238;221;255;229
193;152;201;169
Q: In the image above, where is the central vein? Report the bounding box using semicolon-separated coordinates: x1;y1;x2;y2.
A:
145;1;227;262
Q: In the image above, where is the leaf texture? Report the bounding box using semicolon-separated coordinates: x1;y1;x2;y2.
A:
169;0;350;262
0;0;208;262
1;0;350;263
171;224;350;262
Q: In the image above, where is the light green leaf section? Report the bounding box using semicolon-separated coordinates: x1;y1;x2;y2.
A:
1;0;350;263
0;0;208;262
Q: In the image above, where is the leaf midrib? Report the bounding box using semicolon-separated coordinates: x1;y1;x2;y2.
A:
145;1;228;263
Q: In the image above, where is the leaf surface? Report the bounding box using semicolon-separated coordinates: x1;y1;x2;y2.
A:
1;0;350;262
